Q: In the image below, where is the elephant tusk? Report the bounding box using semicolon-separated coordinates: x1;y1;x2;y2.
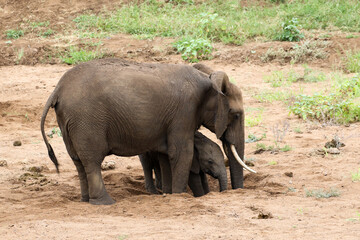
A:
230;145;257;174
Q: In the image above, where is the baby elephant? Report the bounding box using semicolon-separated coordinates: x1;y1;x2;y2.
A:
139;131;227;197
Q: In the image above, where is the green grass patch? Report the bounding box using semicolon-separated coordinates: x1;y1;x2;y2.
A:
61;46;107;65
305;188;340;198
352;168;360;182
71;0;360;44
245;109;263;127
289;75;360;124
345;50;360;73
5;29;24;39
264;66;326;88
254;90;293;103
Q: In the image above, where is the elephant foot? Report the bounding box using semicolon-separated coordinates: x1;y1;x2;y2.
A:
146;186;161;195
89;194;115;205
81;196;89;202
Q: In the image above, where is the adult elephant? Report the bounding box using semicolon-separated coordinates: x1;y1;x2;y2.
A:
40;59;255;205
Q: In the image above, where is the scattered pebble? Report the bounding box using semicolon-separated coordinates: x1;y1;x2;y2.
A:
257;210;273;219
327;148;340;155
13;140;22;146
0;159;8;167
27;165;49;173
284;172;293;177
245;160;255;167
101;161;116;170
325;139;345;149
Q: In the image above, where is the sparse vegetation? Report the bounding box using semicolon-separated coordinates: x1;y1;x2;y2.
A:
6;29;24;39
264;66;326;87
305;188;340;198
345;50;360;73
61;46;108;65
245;110;263;127
262;40;329;63
254;90;294;103
246;133;266;143
289;75;360;124
352;168;360;182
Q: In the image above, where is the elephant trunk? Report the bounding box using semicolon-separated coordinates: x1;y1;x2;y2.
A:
223;135;246;189
218;172;228;192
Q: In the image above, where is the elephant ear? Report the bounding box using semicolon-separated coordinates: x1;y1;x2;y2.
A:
210;71;230;139
190;148;200;174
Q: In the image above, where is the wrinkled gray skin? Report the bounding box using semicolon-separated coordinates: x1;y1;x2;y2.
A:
140;131;227;197
40;59;245;205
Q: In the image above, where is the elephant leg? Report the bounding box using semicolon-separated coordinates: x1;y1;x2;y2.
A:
76;150;115;205
199;171;210;195
153;159;162;190
72;158;89;202
139;153;158;194
188;172;205;197
158;153;172;194
167;135;194;193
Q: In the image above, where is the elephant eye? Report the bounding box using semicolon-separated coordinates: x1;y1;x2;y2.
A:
234;113;240;119
208;159;214;164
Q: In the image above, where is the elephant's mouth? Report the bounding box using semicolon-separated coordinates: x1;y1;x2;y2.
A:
204;170;217;179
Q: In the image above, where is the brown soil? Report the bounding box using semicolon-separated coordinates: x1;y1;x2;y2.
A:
1;1;360;239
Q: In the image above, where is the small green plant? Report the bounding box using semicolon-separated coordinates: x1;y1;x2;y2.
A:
15;48;24;65
347;212;360;222
293;126;303;134
276;17;304;42
6;29;24;39
280;145;292;152
173;37;213;63
246;133;266;143
305;188;340;198
41;29;55;37
345;50;360;73
48;127;62;138
117;235;128;240
61;46;107;65
268;160;278;165
351;168;360;182
256;143;267;151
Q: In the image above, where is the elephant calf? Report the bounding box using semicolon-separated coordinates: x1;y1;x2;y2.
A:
139;131;227;197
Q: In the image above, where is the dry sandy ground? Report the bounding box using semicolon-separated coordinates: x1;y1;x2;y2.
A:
0;62;360;240
1;0;360;239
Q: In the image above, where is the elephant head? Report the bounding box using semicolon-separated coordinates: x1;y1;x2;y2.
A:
194;64;256;189
192;131;227;192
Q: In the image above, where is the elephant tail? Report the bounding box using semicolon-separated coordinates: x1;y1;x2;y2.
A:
40;91;60;173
